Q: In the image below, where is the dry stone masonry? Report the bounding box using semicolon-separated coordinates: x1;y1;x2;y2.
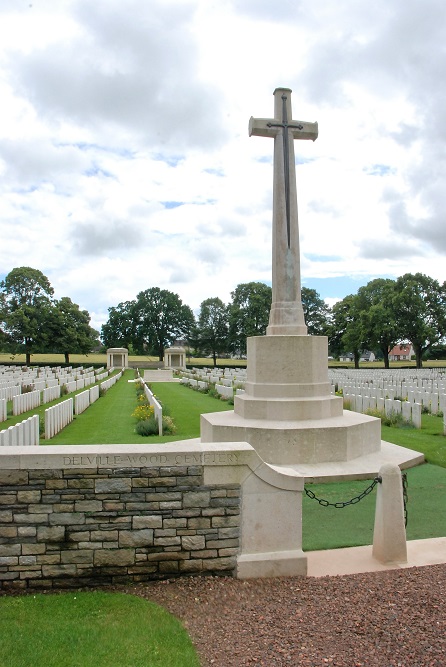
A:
0;455;240;589
0;442;306;587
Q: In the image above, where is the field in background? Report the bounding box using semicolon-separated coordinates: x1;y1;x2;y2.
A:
1;352;446;369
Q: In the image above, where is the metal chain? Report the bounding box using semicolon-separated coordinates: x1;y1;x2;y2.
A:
402;472;408;527
304;477;382;508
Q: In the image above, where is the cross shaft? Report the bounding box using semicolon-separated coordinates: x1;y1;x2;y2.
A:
249;87;318;336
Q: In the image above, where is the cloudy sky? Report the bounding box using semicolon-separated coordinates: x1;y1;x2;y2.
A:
1;0;445;333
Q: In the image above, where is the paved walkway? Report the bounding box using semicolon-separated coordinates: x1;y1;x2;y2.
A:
306;537;446;577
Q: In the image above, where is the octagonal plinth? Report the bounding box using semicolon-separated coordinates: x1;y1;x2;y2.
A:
200;409;381;465
201;334;382;465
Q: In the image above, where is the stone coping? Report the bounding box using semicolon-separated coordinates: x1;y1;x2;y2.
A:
0;440;304;491
277;441;425;483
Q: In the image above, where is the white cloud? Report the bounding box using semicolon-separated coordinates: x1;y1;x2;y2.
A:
0;0;445;335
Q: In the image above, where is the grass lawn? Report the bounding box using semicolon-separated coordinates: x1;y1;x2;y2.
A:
381;413;446;467
302;462;446;550
49;371;232;445
0;591;200;667
2;370;122;430
303;413;446;550
5;367;446;549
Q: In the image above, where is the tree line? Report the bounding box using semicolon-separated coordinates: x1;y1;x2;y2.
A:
0;267;99;364
2;268;446;369
100;282;332;364
102;274;446;369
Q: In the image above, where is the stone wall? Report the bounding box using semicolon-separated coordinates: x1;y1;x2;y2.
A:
0;463;240;590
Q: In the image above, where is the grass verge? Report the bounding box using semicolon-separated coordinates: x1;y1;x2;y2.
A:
381;413;446;467
303;462;446;550
0;591;200;667
49;373;232;445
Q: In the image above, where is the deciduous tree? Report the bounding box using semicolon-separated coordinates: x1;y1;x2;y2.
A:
51;297;99;364
101;301;136;350
228;282;272;356
330;294;365;369
356;279;398;368
133;288;195;361
301;287;331;336
0;267;55;364
196;297;229;367
393;273;446;368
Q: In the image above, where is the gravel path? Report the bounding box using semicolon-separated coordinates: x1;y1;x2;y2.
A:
132;564;446;667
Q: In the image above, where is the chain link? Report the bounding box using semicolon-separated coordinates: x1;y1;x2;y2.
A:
305;473;409;528
304;477;381;508
402;472;408;527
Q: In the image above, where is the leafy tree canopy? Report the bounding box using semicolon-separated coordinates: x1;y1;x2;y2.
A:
195;297;229;366
301;287;331;336
393;273;446;368
0;267;97;364
228;282;272;355
0;267;55;364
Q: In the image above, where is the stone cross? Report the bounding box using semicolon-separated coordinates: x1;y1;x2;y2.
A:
249;87;318;335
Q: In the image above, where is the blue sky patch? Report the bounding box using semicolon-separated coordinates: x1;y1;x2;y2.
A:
162;201;184;209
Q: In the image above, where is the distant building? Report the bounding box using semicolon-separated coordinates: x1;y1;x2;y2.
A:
359;351;375;362
339;351;376;362
389;343;414;361
339;353;355;362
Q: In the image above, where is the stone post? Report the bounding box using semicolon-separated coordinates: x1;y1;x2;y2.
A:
372;463;407;564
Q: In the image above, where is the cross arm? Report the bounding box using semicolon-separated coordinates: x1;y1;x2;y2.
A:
249;116;318;141
249;117;278;138
290;120;318;141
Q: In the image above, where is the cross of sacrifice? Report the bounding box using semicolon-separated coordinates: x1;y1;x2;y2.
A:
249;87;318;336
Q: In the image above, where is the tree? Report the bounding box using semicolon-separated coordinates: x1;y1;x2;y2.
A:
330;294;365;369
301;287;332;336
228;282;272;356
101;301;136;351
196;297;229;367
356;279;398;368
50;297;99;364
393;273;446;368
0;267;55;364
133;288;195;361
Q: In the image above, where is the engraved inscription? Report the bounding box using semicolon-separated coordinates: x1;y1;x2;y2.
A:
61;451;239;468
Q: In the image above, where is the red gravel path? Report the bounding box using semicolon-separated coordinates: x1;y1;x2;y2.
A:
134;564;446;667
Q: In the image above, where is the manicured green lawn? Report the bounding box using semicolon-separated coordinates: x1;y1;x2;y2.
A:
381;413;446;467
303;414;446;549
303;462;446;550
6;368;446;550
3;370;122;430
0;591;200;667
49;372;232;445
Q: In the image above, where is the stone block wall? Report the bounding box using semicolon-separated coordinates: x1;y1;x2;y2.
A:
0;465;240;590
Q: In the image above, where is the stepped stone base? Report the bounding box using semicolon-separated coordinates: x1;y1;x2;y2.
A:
200;334;423;473
200;409;381;465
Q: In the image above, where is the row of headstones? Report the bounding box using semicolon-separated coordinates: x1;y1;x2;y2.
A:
0;369;113;418
335;380;446;397
0;414;40;447
45;373;121;439
336;385;446;415
138;377;163;435
343;394;423;428
180;376;245;399
184;367;247;386
329;368;446;387
0;365;105;391
0;364;93;385
330;368;446;429
0;370;122;445
8;375;97;419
